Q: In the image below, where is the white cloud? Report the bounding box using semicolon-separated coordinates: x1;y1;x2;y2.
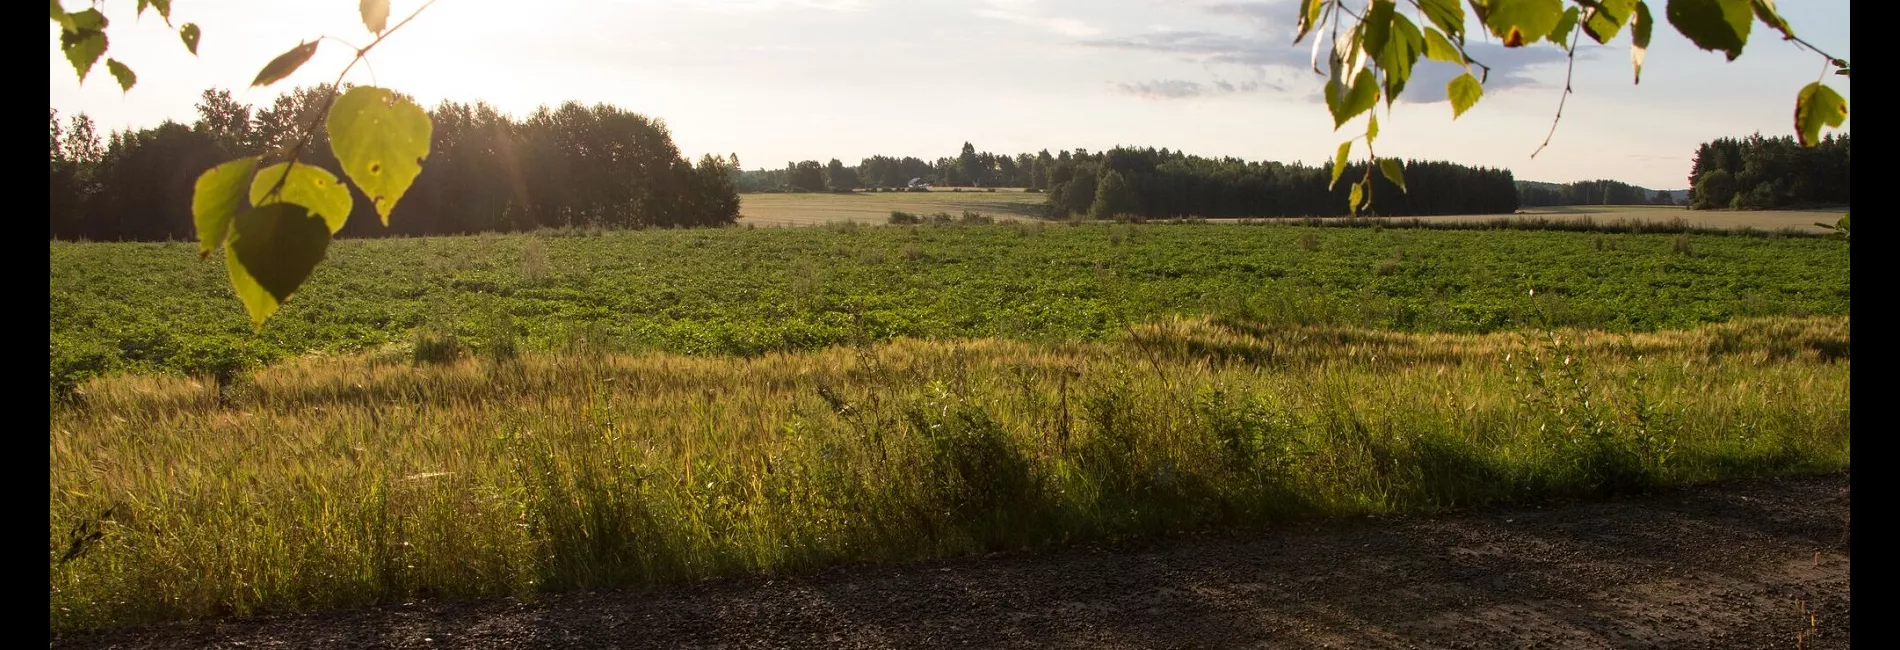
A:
976;0;1103;38
671;0;872;13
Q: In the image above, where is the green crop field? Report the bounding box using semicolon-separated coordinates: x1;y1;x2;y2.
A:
49;222;1850;634
50;223;1847;394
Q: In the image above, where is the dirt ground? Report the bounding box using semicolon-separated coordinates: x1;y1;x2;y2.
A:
53;473;1850;650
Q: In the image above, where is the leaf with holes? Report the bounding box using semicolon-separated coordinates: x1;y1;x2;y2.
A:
328;86;434;224
226;203;332;329
1380;158;1407;193
1448;73;1482;118
1666;0;1750;61
180;23;200;55
60;11;108;82
105;59;135;92
1793;82;1847;147
250;163;354;233
1484;0;1564;47
252;40;319;87
1582;0;1635;43
361;0;390;34
1419;0;1465;43
193;156;259;258
1331;141;1352;189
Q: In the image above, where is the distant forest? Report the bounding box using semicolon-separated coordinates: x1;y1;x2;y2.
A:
1688;133;1849;210
746;143;1522;218
1515;180;1685;207
49;88;741;241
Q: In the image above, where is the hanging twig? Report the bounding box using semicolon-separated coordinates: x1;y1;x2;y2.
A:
1530;26;1583;159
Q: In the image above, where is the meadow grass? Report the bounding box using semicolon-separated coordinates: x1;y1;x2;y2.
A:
50;315;1849;633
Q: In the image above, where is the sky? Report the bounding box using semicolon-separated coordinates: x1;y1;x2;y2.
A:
50;0;1850;190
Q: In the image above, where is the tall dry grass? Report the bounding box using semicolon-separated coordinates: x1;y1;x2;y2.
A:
50;316;1849;633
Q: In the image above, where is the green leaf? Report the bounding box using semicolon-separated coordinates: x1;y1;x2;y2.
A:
249;162;354;234
1362;0;1396;61
1331;141;1352;189
226;203;332;329
361;0;390;34
1348;181;1366;215
1750;0;1793;40
1423;27;1464;63
1484;0;1564;47
1380;13;1425;105
59;25;107;83
193;156;261;258
1448;73;1483;118
51;0;75;32
1325;68;1380;129
1380;158;1407;193
1582;0;1636;44
328;86;434;224
252;40;320;88
1367;115;1379;143
1295;0;1324;44
105;59;135;92
1632;1;1653;83
66;7;105;30
135;0;170;24
1837;213;1849;233
1793;82;1847;148
180;23;200;55
1548;7;1580;49
1666;0;1750;61
1419;0;1465;43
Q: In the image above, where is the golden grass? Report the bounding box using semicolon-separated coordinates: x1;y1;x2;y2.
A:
1211;206;1848;234
738;190;1046;226
51;316;1849;633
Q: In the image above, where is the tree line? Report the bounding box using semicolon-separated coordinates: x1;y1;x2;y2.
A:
1689;132;1850;210
745;142;1519;217
1042;147;1520;219
1516;180;1683;207
735;142;1050;193
50;88;741;241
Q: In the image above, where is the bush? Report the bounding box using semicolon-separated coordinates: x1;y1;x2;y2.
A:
413;328;465;365
888;211;921;225
959;211;994;225
1672;234;1695;256
1693;170;1737;210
